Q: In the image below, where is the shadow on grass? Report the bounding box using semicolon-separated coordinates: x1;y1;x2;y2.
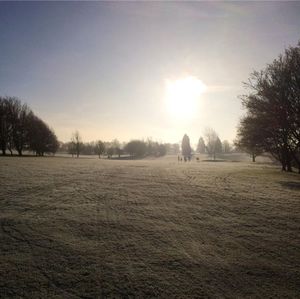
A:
0;154;49;158
279;181;300;190
109;156;143;160
201;159;234;162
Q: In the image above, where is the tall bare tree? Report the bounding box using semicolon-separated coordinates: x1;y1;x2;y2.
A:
71;131;82;158
95;140;105;158
204;128;221;160
0;97;9;155
237;42;300;172
111;139;122;158
27;112;59;156
0;96;59;156
1;97;31;156
235;116;264;162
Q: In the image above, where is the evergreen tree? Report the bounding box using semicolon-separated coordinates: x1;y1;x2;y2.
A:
181;134;192;159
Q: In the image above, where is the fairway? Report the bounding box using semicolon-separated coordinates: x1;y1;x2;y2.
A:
0;157;299;298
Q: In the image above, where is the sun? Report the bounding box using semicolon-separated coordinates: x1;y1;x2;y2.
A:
164;76;206;120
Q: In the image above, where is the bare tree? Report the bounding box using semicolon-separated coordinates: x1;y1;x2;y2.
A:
215;137;222;156
0;97;9;155
71;131;82;158
237;42;300;171
27;112;59;156
106;146;114;158
95;140;105;158
2;97;32;156
235;117;264;162
204;128;221;160
111;139;122;158
0;96;59;156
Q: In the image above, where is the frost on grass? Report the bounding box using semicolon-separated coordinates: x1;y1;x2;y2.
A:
0;156;299;298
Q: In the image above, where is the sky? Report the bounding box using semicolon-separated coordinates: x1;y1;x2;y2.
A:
0;2;300;146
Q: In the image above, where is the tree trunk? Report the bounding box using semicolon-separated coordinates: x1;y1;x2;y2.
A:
281;156;286;171
284;148;292;172
288;146;300;174
286;159;292;172
282;137;293;172
281;148;287;171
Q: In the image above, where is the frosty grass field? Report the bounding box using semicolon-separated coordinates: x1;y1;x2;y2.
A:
0;155;299;298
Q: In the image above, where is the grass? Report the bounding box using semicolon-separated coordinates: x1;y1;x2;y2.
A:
0;156;299;298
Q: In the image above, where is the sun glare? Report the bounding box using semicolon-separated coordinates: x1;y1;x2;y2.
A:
165;76;206;120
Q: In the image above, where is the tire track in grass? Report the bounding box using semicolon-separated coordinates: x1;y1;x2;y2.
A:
1;219;80;298
172;167;247;294
158;166;239;287
98;168;138;298
213;172;236;197
146;166;214;296
79;168;112;297
115;165;163;296
94;193;113;298
119;163;173;296
117;166;153;297
76;165;137;297
149;166;196;261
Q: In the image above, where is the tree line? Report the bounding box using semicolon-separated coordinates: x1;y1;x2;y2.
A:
235;42;300;172
181;129;233;161
0;96;59;156
3;43;298;170
58;132;180;159
63;130;232;161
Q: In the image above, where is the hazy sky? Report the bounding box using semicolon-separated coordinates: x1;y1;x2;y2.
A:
1;2;300;145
